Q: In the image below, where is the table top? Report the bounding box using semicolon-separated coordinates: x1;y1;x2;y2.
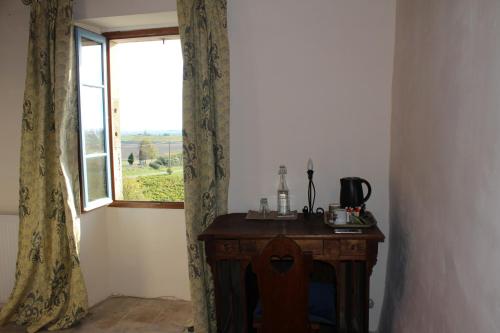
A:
198;213;385;241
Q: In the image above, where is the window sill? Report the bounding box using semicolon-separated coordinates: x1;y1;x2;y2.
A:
109;201;184;209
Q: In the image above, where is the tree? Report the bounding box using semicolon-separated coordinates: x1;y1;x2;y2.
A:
156;156;168;166
149;161;161;170
138;139;158;164
127;153;134;165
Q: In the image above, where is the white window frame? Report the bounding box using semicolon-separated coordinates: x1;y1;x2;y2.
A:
75;27;113;211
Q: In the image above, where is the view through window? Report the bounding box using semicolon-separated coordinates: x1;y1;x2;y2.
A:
109;36;184;203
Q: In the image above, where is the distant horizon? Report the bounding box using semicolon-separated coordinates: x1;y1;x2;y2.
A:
121;129;182;135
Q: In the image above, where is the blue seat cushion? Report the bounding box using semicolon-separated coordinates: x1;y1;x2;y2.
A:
254;282;335;326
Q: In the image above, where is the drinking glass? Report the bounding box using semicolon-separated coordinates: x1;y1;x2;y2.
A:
259;198;270;217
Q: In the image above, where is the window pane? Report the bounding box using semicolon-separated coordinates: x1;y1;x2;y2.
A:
81;86;106;154
80;37;103;85
76;27;111;211
86;156;108;202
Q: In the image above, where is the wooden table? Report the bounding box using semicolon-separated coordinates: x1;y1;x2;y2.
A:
198;213;385;333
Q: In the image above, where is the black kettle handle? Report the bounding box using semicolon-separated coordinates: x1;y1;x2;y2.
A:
361;178;372;203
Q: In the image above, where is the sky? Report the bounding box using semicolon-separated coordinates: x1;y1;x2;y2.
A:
112;39;183;133
80;37;183;133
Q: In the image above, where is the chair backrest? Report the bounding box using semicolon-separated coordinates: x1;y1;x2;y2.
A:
252;236;313;333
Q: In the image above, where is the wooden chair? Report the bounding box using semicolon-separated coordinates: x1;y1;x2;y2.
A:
252;236;320;333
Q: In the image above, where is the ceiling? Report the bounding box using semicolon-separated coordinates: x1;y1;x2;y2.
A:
77;11;178;33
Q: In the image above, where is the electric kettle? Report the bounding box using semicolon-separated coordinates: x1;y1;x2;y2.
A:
340;177;372;208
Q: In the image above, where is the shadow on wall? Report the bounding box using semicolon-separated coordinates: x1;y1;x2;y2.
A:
378;208;409;333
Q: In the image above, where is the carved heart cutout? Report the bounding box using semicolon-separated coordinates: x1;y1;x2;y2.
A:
270;255;295;274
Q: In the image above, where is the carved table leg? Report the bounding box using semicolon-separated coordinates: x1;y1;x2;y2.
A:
363;242;379;333
240;260;250;333
362;262;370;333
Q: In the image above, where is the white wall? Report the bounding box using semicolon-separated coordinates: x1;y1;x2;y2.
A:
0;0;29;304
0;215;19;303
227;0;396;329
78;208;110;306
380;1;500;332
106;208;190;300
0;0;25;214
0;0;190;307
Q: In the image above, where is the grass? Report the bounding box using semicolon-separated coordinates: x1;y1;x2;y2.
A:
122;164;183;178
136;174;184;202
121;163;184;202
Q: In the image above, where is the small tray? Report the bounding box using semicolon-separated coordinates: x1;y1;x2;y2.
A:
323;211;377;229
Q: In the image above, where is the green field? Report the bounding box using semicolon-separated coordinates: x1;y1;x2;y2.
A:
123;165;183;177
122;164;184;202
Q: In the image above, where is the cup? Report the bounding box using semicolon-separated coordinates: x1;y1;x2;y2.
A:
259;198;270;216
328;203;341;223
334;208;348;224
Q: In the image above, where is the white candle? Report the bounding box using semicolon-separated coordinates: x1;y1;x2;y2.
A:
307;158;314;171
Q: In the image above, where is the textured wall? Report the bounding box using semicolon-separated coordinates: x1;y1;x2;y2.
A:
380;1;500;332
227;0;396;328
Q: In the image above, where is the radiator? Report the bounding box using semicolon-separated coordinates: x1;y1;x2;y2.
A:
0;214;18;303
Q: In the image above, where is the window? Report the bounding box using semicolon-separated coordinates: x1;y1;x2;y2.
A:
75;27;184;211
75;29;113;210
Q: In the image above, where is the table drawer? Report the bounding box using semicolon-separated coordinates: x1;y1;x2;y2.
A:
341;240;366;256
239;239;323;256
323;240;340;258
295;240;323;255
215;240;239;255
240;240;267;255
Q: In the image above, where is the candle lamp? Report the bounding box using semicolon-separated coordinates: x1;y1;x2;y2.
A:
303;158;324;218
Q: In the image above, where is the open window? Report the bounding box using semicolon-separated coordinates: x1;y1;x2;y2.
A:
75;28;113;211
75;27;184;211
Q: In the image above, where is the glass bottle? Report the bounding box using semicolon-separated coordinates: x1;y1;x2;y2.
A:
277;165;290;215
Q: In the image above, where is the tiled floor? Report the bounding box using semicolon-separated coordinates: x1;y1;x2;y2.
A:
0;296;193;333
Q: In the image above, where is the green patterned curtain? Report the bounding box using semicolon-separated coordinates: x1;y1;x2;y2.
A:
0;0;88;332
177;0;230;332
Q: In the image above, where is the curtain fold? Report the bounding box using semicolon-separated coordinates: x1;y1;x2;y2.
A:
0;1;88;332
177;0;230;332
